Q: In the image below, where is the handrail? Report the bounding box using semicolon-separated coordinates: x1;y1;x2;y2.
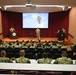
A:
68;33;74;38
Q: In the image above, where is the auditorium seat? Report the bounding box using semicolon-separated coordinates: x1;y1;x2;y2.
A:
37;48;44;54
62;71;71;75
29;48;36;55
36;53;42;59
44;47;51;53
14;48;20;58
37;71;46;75
67;50;73;59
14;52;20;58
47;52;52;58
46;71;63;75
6;52;14;58
72;55;76;59
6;48;14;58
25;53;34;59
17;70;36;75
6;47;13;51
71;72;76;75
52;52;61;59
0;47;5;51
60;48;67;51
21;47;29;51
0;69;10;74
14;48;21;51
51;48;59;57
14;48;21;53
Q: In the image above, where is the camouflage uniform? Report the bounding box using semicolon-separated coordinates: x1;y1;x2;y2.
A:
15;56;30;63
54;57;73;75
37;58;52;64
54;57;73;64
0;57;12;63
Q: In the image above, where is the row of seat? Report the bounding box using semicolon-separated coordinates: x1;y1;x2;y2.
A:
0;69;74;75
0;47;67;51
0;47;76;59
0;50;76;60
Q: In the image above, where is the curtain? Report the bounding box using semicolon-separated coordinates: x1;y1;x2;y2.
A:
2;10;69;38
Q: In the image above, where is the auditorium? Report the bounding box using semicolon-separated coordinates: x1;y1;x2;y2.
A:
0;0;76;75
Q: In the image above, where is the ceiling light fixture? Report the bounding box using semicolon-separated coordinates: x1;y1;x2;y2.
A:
25;3;32;7
36;5;64;8
0;4;71;11
25;0;32;7
1;6;7;10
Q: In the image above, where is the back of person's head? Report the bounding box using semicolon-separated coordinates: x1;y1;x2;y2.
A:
16;40;19;43
19;50;25;57
42;52;48;58
38;40;41;42
61;51;67;57
0;50;6;57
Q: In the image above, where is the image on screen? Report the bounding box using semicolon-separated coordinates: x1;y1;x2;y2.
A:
22;13;48;28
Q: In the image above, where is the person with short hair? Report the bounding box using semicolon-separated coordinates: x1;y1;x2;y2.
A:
54;51;73;64
36;27;41;40
0;50;12;63
37;52;52;64
54;51;73;75
15;50;31;63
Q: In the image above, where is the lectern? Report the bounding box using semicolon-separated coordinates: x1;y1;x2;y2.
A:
9;31;18;39
57;30;65;41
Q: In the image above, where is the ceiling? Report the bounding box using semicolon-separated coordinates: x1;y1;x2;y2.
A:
0;0;76;13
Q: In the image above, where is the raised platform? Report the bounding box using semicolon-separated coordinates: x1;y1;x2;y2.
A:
2;37;72;45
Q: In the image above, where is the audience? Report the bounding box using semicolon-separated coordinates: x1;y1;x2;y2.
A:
15;50;31;63
0;41;75;74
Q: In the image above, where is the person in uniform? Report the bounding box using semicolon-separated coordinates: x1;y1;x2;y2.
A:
0;50;12;63
15;50;31;63
37;52;52;64
54;51;73;64
54;51;73;75
36;27;40;40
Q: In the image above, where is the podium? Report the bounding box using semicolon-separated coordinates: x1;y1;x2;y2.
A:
9;31;18;39
57;30;65;41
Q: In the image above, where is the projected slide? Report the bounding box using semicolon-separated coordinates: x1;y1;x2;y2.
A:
22;13;48;28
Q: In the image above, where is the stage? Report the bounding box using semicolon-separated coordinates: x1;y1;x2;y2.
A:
2;37;72;45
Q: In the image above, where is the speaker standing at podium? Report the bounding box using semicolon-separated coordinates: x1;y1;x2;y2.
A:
57;28;66;41
9;27;17;39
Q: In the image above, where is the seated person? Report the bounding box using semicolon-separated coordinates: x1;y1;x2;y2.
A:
51;43;59;49
0;50;12;63
37;52;52;64
54;51;73;75
37;40;43;49
60;44;67;50
54;51;73;64
15;50;31;63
